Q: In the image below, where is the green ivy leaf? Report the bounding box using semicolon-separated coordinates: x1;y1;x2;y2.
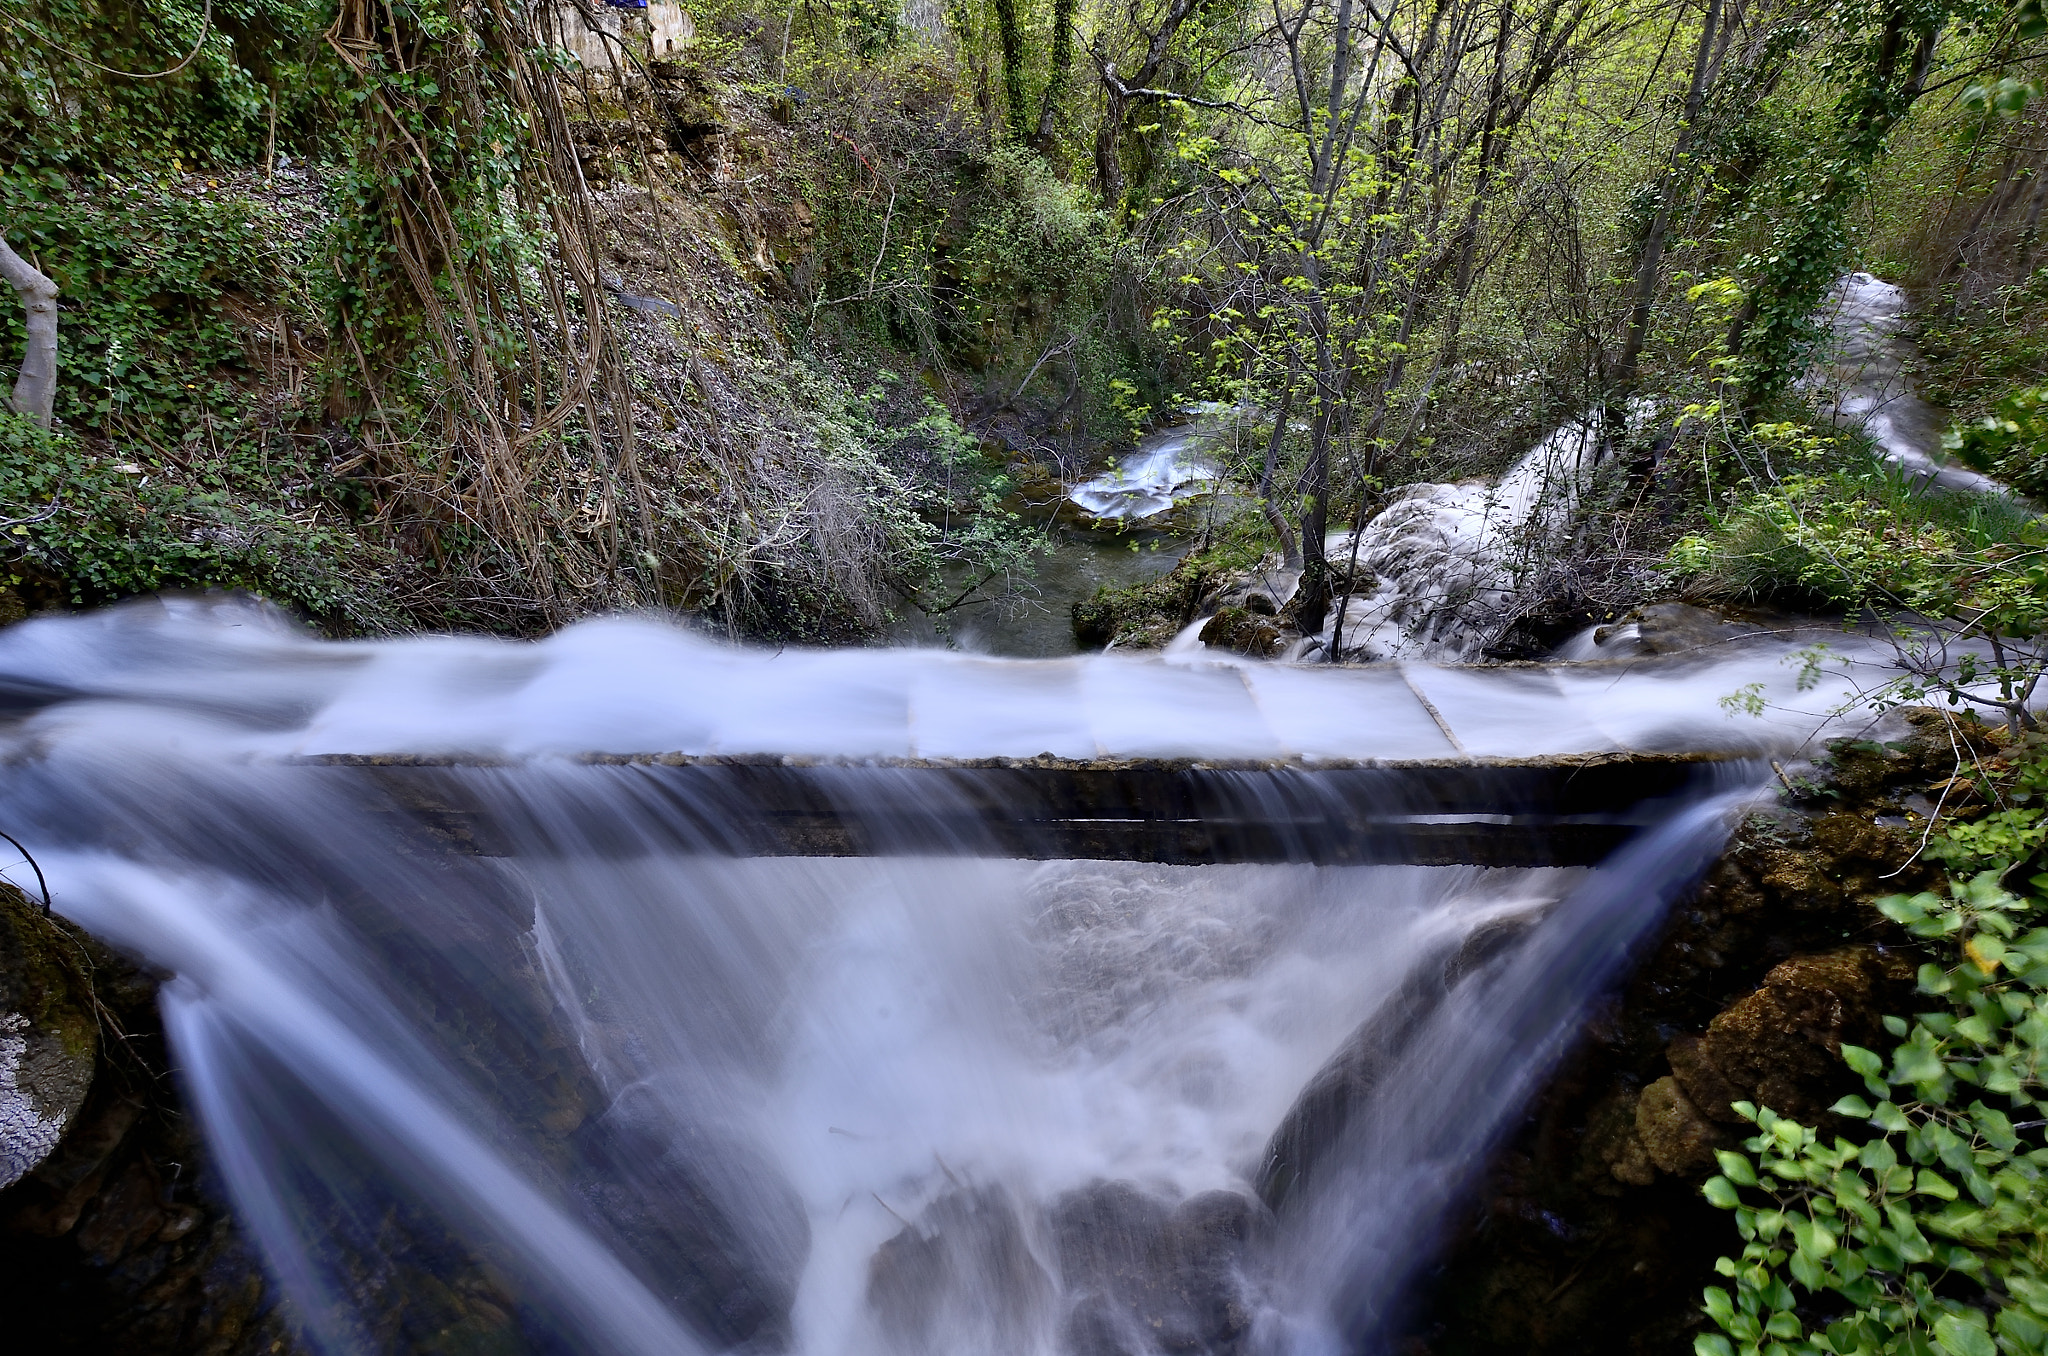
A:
1932;1312;1995;1356
1718;1151;1760;1186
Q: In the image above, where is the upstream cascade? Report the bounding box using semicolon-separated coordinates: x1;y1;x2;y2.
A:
0;598;1900;1355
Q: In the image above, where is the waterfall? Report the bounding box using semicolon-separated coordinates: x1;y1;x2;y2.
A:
1308;419;1605;663
1069;424;1221;521
1813;273;2007;496
0;599;1824;1354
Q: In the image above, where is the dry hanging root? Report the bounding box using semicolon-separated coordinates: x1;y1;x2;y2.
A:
325;0;653;627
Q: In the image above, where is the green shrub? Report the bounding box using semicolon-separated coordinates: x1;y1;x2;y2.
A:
1669;456;2038;618
0;412;393;629
1698;744;2048;1356
0;0;330;171
1945;388;2048;500
0;168;307;442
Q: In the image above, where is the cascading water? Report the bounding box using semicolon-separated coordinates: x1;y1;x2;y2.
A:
1813;273;2007;496
1305;419;1606;663
1069;428;1219;521
1201;272;2012;669
0;597;1894;1354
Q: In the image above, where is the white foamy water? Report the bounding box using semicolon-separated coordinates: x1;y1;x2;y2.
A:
1815;272;2008;495
0;599;1854;1353
0;592;1914;762
1305;420;1604;663
1070;429;1218;520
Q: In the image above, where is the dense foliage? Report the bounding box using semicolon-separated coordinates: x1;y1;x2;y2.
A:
0;0;2044;646
1699;734;2048;1356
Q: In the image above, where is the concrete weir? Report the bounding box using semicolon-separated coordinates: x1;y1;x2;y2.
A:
311;751;1752;868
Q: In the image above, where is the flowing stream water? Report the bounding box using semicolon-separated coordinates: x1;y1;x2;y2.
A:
0;598;1920;1354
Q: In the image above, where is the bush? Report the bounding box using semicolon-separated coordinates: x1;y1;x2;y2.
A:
1945;388;2048;500
1698;739;2048;1356
0;413;394;629
1669;461;2039;616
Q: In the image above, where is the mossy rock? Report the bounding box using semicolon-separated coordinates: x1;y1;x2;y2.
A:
1071;556;1222;650
1198;605;1286;657
0;883;95;1189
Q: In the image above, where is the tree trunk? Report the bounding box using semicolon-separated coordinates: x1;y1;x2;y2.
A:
1035;0;1078;149
991;0;1029;141
1614;0;1721;395
0;232;57;431
1258;373;1304;570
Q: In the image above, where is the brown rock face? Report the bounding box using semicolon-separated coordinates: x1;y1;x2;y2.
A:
1198;606;1287;658
1670;946;1911;1126
1413;718;1962;1356
1633;1076;1727;1175
1630;603;1761;655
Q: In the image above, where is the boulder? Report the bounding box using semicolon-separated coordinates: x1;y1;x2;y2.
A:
1198;606;1287;658
1632;1076;1726;1176
1668;946;1911;1125
868;1184;1053;1353
0;884;94;1191
1050;1180;1267;1356
1;890;299;1355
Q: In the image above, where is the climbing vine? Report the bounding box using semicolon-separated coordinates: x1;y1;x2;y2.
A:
324;0;647;624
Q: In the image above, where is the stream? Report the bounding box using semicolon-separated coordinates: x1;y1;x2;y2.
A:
0;279;2013;1356
0;594;1918;1356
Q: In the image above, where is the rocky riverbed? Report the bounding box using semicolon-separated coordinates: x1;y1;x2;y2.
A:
0;885;297;1355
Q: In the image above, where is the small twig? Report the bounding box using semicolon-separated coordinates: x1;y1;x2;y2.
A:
0;498;62;531
1770;760;1798;796
0;830;52;914
1883;719;1968;880
871;1191;912;1228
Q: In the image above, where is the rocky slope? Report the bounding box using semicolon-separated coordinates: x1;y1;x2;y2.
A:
1413;711;1975;1353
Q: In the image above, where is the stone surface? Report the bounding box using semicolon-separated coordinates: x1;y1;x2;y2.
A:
1411;714;1961;1356
0;885;95;1190
1198;606;1287;657
1051;1181;1265;1356
1633;1075;1726;1176
1631;602;1759;655
1672;946;1912;1125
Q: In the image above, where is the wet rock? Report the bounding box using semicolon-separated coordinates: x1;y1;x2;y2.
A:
1633;1076;1726;1176
1585;1086;1655;1187
1072;557;1220;650
1628;603;1763;656
869;1185;1054;1353
1;892;300;1354
1051;1181;1266;1356
1669;946;1912;1126
1258;919;1529;1213
0;885;95;1191
1198;606;1287;658
575;1103;810;1352
1411;707;1959;1356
